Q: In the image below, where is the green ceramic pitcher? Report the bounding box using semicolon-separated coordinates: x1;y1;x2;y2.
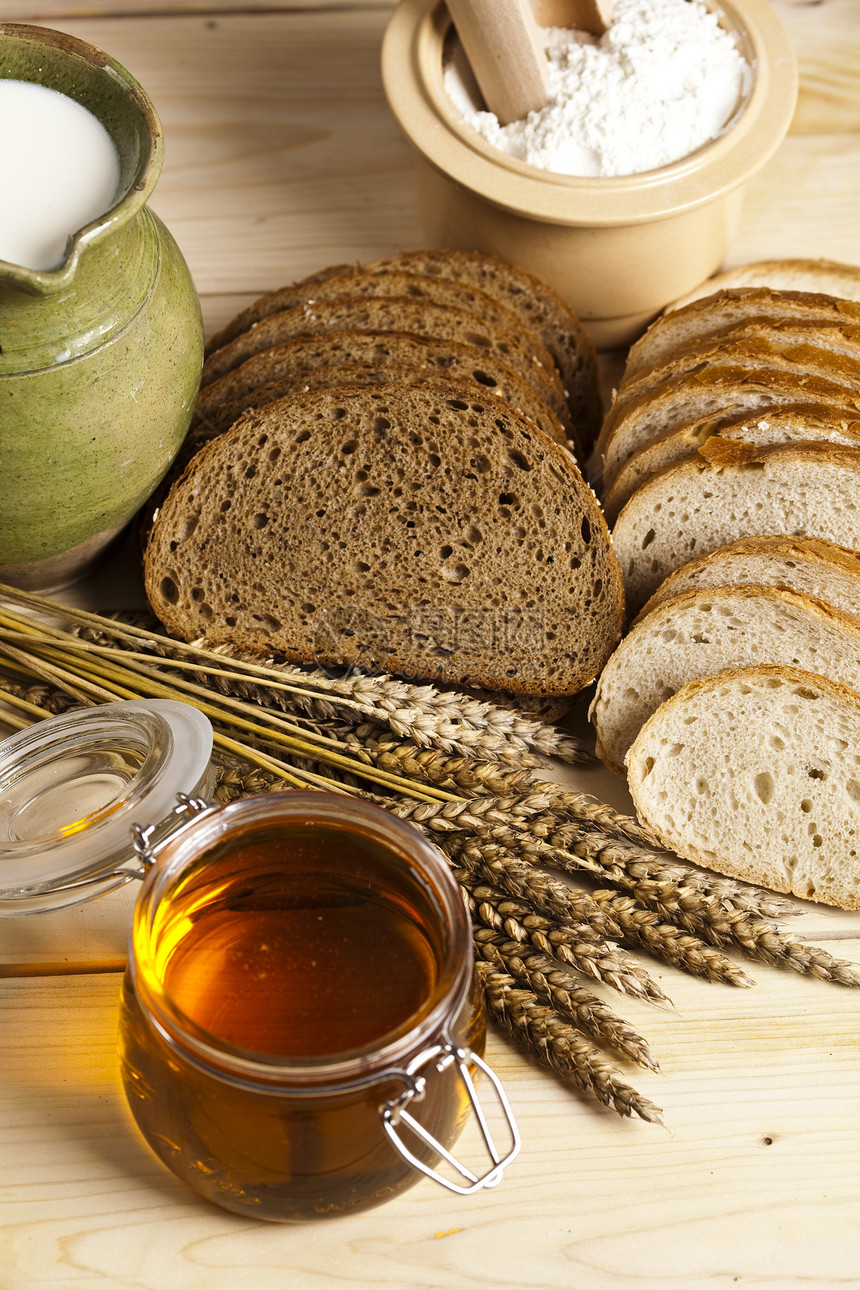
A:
0;24;203;590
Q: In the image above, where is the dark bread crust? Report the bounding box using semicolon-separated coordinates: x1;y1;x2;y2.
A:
145;382;624;695
204;250;602;443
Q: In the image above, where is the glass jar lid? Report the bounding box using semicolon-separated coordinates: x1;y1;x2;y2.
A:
0;699;214;913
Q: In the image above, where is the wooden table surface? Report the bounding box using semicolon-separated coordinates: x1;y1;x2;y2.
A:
2;2;860;1287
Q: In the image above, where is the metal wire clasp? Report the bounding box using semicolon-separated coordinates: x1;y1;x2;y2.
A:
380;1042;520;1195
130;792;210;870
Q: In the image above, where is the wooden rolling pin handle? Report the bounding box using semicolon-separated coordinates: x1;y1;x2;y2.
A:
445;0;550;125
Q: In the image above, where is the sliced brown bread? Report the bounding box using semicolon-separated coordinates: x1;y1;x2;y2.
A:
624;288;860;380
602;403;860;523
200;361;568;446
590;583;860;774
610;438;860;615
666;257;860;313
200;297;570;431
589;367;860;490
204;249;602;443
144;382;624;696
626;664;860;909
636;535;860;623
598;327;860;462
196;332;570;445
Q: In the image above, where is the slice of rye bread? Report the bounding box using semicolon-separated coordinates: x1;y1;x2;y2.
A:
598;324;860;455
196;332;570;442
201;272;560;381
624;288;860;381
204;250;603;443
636;535;860;623
198;362;569;447
626;664;860;909
610;438;860;616
144;382;624;696
589;367;860;490
602;403;860;523
200;297;571;433
665;257;860;313
590;583;860;775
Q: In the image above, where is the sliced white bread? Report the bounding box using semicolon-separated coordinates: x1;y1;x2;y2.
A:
590;368;860;491
596;329;860;478
144;382;624;696
637;536;860;623
200;297;570;432
624;288;860;381
204;250;602;443
602;403;860;523
610;438;860;615
626;664;860;909
590;584;860;774
666;257;860;313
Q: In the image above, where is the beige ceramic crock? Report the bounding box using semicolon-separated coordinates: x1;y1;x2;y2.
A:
381;0;798;348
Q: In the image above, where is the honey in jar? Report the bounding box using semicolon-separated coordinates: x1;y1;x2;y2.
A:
119;792;513;1220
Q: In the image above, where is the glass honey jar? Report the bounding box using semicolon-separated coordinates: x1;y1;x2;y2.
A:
0;700;519;1220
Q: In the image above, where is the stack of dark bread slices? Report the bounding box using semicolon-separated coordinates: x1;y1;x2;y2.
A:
144;250;625;699
588;258;860;909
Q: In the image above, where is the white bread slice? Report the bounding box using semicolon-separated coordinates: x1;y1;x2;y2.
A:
637;536;860;624
590;368;860;491
666;257;860;313
590;584;860;774
610;439;860;615
204;250;602;443
595;330;860;481
624;288;860;381
144;382;624;696
602;403;860;523
626;664;860;909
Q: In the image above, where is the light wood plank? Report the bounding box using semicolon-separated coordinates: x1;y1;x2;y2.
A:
2;967;860;1288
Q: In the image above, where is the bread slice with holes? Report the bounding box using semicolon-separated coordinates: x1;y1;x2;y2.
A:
610;438;860;614
200;296;571;434
197;338;569;447
144;382;624;695
626;664;860;909
593;334;860;486
204;250;602;444
590;584;860;774
665;257;860;313
602;403;860;522
636;536;860;624
623;288;860;381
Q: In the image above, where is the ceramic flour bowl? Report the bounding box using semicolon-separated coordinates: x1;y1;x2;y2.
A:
381;0;798;349
0;24;203;590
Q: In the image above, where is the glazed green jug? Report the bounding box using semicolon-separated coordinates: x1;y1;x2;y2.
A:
0;24;203;590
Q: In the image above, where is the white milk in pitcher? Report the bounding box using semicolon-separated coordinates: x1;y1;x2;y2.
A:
0;79;121;270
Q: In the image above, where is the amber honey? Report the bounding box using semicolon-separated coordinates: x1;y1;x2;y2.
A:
119;794;486;1221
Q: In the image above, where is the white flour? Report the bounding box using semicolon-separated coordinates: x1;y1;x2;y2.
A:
444;0;751;178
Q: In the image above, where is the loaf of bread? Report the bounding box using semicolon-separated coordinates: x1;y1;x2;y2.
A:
665;257;860;313
624;288;860;381
144;382;624;695
602;403;860;522
590;583;860;773
204;249;602;444
610;438;860;613
626;665;860;909
636;535;860;623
